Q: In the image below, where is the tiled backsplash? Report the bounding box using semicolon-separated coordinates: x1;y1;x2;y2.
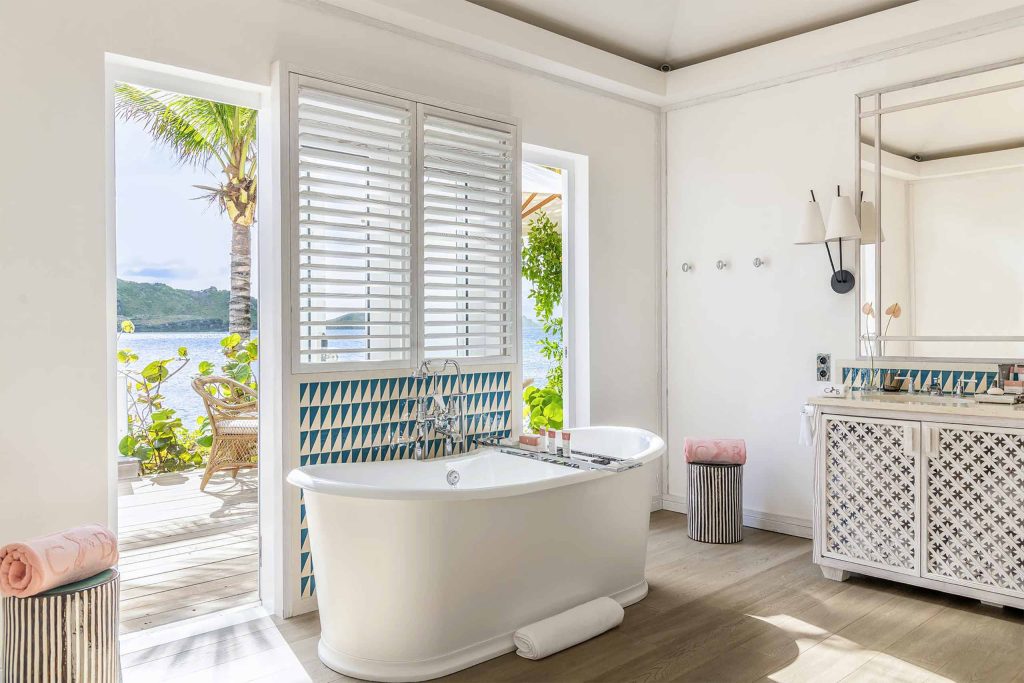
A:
840;363;998;394
297;371;512;598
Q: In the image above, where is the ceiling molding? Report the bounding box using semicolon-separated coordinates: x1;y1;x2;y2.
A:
311;0;666;105
306;0;1024;111
663;0;1024;110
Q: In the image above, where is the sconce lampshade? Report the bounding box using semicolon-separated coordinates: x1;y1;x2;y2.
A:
825;195;861;241
794;201;826;244
859;200;883;244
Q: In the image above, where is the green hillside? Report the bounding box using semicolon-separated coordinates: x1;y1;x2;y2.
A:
116;279;258;332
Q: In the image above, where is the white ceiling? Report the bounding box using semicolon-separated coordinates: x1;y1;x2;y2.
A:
466;0;916;68
867;64;1024;161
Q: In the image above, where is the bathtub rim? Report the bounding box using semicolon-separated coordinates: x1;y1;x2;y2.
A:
287;426;665;502
315;578;649;683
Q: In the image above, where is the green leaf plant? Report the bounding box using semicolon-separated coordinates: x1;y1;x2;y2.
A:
117;321;259;474
523;385;564;432
521;209;565;430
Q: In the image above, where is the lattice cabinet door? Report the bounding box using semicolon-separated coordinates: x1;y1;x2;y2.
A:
924;423;1024;597
820;415;919;574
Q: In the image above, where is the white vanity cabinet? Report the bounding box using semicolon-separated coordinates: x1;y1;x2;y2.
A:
922;422;1024;599
812;397;1024;608
819;414;920;575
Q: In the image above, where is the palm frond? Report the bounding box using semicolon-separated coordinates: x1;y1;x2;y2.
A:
115;83;259;224
114;84;226;170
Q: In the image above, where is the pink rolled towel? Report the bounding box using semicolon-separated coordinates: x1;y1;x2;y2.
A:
0;524;118;598
683;438;747;466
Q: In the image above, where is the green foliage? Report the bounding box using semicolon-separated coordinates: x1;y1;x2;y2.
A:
206;335;259;389
521;210;562;321
113;84;258;227
521;209;565;397
539;316;564;395
117;321;258;474
523;386;563;432
117;324;207;473
116;279;258;332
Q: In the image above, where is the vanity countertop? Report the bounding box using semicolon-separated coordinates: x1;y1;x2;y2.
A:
809;392;1024;422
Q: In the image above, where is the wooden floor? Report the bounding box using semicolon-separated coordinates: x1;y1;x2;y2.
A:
120;510;1024;682
117;468;259;633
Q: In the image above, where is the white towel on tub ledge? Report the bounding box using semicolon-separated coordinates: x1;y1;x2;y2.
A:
513;597;624;660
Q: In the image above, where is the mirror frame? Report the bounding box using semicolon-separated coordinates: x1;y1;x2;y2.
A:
855;56;1024;362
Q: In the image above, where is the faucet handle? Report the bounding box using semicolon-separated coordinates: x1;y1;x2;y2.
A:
954;377;977;397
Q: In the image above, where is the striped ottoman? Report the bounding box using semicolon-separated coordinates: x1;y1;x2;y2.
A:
2;569;120;682
684;438;745;544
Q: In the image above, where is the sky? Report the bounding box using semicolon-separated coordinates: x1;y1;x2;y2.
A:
115;115;258;292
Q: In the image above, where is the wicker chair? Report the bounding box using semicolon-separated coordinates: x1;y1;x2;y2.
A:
193;376;259;491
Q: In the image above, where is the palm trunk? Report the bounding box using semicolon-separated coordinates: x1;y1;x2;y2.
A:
229;223;252;338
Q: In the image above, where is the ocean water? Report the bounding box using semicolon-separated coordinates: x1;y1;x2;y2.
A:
116;331;247;426
119;326;552;426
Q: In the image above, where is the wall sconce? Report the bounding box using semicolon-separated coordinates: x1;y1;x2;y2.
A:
794;186;861;294
859;195;883;244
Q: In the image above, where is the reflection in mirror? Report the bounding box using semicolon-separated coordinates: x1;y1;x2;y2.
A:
859;61;1024;359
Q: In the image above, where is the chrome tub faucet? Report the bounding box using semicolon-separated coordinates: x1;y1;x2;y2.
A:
410;359;467;460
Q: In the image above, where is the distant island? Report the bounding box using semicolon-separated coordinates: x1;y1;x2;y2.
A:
117;279;258;332
118;279;542;336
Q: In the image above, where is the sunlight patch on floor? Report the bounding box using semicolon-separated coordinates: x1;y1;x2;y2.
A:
750;614;954;683
748;613;829;650
120;605;322;683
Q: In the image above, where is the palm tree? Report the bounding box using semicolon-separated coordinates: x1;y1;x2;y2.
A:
114;84;258;338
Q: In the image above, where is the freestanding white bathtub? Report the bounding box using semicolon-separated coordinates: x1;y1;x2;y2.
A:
287;426;664;682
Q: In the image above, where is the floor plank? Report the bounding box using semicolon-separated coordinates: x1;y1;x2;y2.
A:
118;468;259;633
122;510;1024;682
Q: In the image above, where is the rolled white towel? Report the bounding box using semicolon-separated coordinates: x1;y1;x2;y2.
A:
513;597;624;660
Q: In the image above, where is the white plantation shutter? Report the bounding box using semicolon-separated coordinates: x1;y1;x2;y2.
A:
420;108;517;362
292;77;519;369
295;82;415;365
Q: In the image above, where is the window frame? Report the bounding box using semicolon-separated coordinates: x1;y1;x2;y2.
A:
288;73;520;374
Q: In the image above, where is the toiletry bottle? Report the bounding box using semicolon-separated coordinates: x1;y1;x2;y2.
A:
548;429;558;455
562;431;571;459
540;428;548;452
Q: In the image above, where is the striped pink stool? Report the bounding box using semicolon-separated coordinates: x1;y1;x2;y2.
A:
684;438;746;544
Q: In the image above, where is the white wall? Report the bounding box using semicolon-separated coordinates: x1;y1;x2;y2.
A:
911;168;1024;351
0;1;661;548
879;174;912;357
664;23;1024;532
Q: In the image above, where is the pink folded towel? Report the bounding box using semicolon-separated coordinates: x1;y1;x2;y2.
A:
684;438;747;466
0;524;118;598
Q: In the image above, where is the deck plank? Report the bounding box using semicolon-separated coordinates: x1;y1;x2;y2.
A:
118;468;259;633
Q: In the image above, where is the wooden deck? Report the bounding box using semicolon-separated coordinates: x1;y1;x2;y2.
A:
117;468;259;633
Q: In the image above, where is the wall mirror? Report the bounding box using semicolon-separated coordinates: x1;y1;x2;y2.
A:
858;59;1024;360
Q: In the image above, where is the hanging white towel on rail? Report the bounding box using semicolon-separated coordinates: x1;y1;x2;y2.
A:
799;404;816;447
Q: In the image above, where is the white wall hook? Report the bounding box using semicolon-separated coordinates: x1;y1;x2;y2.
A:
753;257;766;268
716;260;728;270
681;263;692;272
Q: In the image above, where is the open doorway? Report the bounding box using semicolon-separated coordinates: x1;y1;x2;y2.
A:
521;145;589;432
111;77;262;632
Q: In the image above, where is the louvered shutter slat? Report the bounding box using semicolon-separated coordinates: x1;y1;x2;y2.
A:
297;84;413;365
422;110;516;362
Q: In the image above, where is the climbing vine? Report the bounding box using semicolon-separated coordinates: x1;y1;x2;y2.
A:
521;209;564;398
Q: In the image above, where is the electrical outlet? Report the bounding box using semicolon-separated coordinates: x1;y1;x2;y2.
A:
816;353;831;382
